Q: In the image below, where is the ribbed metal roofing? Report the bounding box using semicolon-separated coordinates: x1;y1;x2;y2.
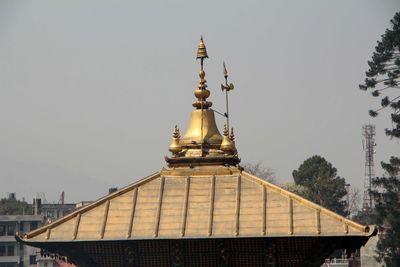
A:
20;166;373;243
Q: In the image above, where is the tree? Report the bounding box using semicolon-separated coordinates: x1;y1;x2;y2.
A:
370;157;400;267
242;162;275;183
346;186;361;218
281;182;311;197
359;12;400;138
292;155;348;216
359;12;400;266
0;198;32;215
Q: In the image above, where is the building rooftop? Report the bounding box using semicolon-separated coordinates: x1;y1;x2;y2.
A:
16;37;376;267
19;166;374;243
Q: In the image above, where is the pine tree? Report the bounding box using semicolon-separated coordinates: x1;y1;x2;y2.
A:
360;11;400;266
371;157;400;267
359;12;400;138
292;155;348;216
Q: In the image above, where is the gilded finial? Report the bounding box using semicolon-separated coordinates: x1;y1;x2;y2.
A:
220;124;234;155
230;128;237;154
173;125;180;138
169;125;182;156
223;124;229;136
196;36;208;61
193;37;212;110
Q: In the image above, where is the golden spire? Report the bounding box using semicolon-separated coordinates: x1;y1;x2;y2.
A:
168;125;182;156
193;37;212;109
196;36;208;61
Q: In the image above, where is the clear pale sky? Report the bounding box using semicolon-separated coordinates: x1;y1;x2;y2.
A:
1;1;399;203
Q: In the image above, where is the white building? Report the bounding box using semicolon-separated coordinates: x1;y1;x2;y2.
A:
0;215;43;267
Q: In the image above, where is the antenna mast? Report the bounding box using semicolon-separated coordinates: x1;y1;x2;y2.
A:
362;124;376;211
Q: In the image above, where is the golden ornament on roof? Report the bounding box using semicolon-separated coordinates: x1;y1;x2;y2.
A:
230;127;237;154
169;125;182;156
196;36;208;60
220;124;235;155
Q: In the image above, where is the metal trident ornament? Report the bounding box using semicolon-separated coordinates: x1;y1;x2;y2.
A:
221;62;234;132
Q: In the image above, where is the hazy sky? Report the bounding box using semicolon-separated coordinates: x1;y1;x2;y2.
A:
1;1;399;203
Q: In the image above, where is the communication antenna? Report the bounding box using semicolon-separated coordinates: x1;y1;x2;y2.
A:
362;124;376;211
58;191;65;204
221;62;234;131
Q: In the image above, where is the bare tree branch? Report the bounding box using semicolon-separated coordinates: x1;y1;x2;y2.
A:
242;162;275;183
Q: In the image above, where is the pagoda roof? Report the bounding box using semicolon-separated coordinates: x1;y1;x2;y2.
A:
18;166;374;244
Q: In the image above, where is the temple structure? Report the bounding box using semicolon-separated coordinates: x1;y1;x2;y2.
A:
17;38;376;267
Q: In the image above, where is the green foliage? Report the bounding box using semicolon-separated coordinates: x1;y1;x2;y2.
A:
281;182;311;197
359;11;400;265
0;198;32;215
371;157;400;267
352;208;376;226
359;12;400;138
292;155;348;216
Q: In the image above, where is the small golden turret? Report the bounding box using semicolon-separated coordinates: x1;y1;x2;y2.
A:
230;128;235;142
220;124;234;155
230;128;237;154
169;125;182;156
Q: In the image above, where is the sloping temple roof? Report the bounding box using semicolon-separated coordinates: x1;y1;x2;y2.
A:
20;166;373;243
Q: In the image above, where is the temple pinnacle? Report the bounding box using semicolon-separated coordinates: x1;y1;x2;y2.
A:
193;37;212;110
196;36;208;61
165;38;240;167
